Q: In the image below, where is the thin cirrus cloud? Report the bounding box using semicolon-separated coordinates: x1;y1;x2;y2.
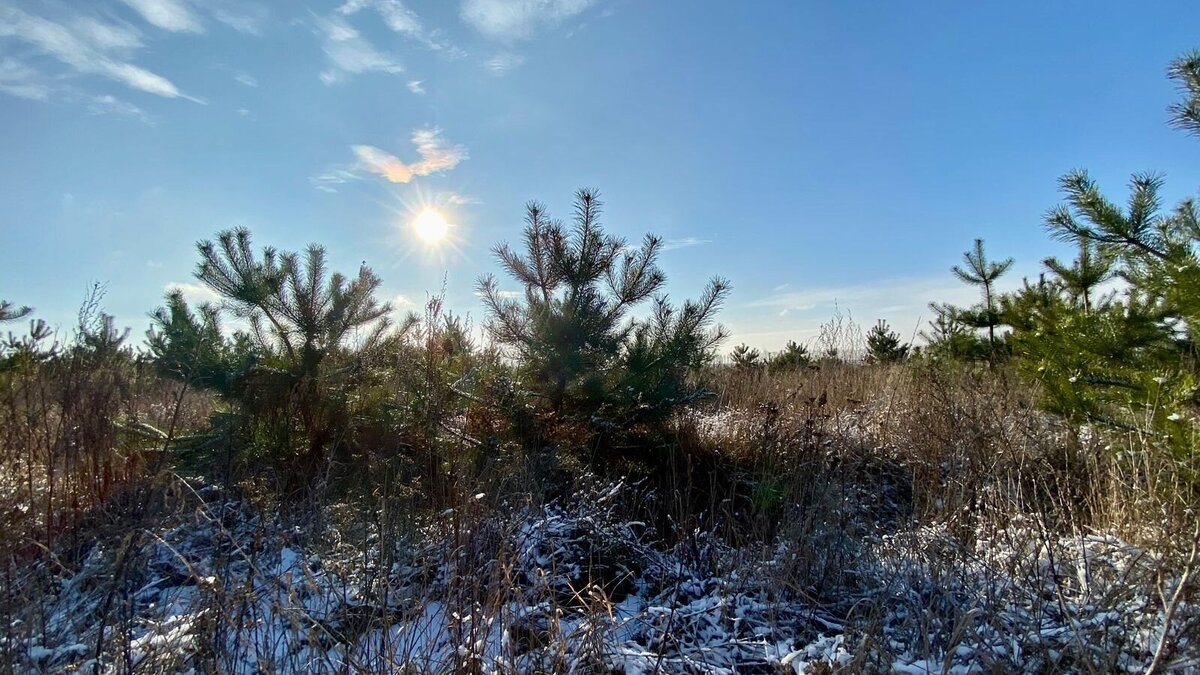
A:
120;0;269;35
484;51;524;75
460;0;599;40
0;57;51;101
339;0;420;38
316;15;405;84
88;94;150;122
338;0;461;54
0;57;149;121
0;5;200;102
211;5;269;36
353;129;467;184
120;0;203;33
661;237;711;252
310;167;361;193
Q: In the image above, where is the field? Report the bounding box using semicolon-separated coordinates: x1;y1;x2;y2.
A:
2;336;1197;673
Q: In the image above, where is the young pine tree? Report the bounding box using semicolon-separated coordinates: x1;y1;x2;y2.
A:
196;227;392;378
866;319;910;363
1031;167;1199;445
147;289;248;391
768;340;811;373
921;306;987;361
479;189;729;430
189;227;392;477
1041;236;1116;313
950;238;1014;363
730;343;762;369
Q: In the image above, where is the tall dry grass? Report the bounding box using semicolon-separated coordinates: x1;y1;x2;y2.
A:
1;304;1197;672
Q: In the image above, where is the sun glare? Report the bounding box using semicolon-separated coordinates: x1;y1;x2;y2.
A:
413;208;450;244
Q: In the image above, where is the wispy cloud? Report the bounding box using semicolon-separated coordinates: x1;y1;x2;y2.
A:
339;0;461;54
340;0;420;37
0;58;52;101
443;191;478;206
461;0;599;40
120;0;203;33
233;72;258;87
316;16;404;84
88;94;150;122
407;79;425;94
212;5;268;35
0;6;199;101
353;129;467;184
72;16;143;51
475;288;522;299
119;0;269;35
484;51;524;75
310;167;361;193
661;237;711;252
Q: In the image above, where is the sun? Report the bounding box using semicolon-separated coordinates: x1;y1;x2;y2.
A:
413;208;450;243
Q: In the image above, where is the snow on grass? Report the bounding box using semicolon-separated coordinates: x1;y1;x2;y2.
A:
12;479;1200;673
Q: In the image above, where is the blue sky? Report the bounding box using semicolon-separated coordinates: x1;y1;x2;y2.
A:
2;0;1199;352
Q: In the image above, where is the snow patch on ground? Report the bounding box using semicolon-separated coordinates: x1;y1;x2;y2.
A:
11;481;1199;673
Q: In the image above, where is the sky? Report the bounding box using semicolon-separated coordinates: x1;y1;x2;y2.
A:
2;0;1199;353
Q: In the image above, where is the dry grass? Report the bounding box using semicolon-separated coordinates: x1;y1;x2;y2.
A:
1;330;1197;672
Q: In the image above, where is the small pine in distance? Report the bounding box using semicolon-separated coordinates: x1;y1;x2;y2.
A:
730;343;762;369
952;238;1014;361
866;320;910;363
768;340;811;373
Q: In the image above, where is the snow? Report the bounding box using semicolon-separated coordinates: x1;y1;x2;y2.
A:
9;475;1199;673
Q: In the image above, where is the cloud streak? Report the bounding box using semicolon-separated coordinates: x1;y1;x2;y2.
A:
484;51;524;75
310;167;361;193
339;0;461;53
353;129;467;184
661;237;711;252
120;0;203;33
340;0;420;37
88;94;150;122
461;0;598;40
212;5;268;35
316;16;404;84
0;58;51;101
0;6;199;101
